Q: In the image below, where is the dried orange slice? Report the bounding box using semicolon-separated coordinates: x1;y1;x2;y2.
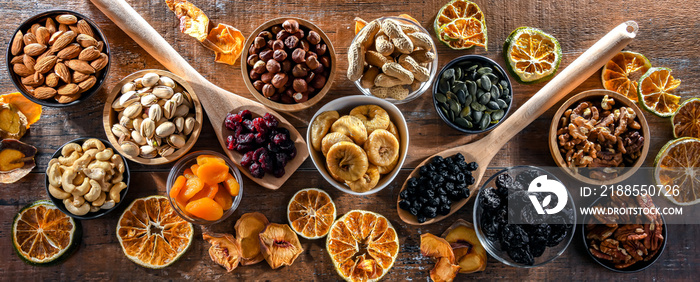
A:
434;0;487;50
117;196;194;269
287;188;337;239
601;51;651;102
503;27;561;84
638;67;682;117
673;98;700;138
12;200;80;265
326;210;399;281
654;137;700;206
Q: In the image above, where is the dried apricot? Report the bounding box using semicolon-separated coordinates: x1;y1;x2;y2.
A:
169;175;187;199
190;164;200;177
185;197;224;221
181;177;205;201
223;173;240;196
183;168;196;179
197;162;229;185
213;187;233;210
197;155;226;166
191;182;220;202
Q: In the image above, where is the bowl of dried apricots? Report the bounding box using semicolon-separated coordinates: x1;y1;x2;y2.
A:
166;150;242;225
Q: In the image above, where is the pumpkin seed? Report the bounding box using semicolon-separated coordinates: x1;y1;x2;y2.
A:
502;88;510;97
472;110;483;123
449;99;461;114
438;78;450;93
439;105;449;117
485;73;499;84
478;92;490;105
455;67;462;81
477;67;492;75
466;80;476;96
446;91;458;101
499;80;508;89
460;106;471;118
452;81;465;92
443;68;454;80
456;90;466;104
455;117;472;128
497;99;508;109
504;95;512;104
448;108;455;121
486;101;500;110
467;65;479;72
480;76;491;91
435;93;447;103
490;87;500;101
464;94;473;106
479;114;491;129
491;109;505;120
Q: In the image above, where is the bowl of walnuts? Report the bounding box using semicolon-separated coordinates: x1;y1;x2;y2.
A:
241;18;336;112
6;10;110;107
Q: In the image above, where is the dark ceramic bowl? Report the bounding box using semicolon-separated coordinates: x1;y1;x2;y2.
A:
45;138;129;219
6;10;110;107
432;55;513;134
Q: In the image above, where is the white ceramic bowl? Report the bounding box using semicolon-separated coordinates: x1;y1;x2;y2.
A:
307;96;409;195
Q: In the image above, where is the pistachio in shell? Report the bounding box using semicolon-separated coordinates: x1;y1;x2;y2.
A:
0;104;28;140
0;139;37;183
258;223;303;269
235;212;269;266
202;232;241;272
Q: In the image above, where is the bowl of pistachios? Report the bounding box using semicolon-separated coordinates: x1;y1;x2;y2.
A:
432;55;513;134
103;69;203;165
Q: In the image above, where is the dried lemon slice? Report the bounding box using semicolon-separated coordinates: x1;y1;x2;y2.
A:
12;200;80;265
434;0;487;50
673;98;700;138
638;67;682;117
287;188;337;239
654;137;700;206
601;51;651;102
503;27;561;84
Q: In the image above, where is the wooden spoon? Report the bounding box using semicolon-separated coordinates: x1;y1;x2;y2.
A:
89;0;308;190
397;21;640;225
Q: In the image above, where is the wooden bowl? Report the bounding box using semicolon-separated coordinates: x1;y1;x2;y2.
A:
548;89;650;184
240;17;337;112
103;69;204;165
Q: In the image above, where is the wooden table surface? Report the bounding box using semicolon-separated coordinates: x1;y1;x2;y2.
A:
1;0;698;280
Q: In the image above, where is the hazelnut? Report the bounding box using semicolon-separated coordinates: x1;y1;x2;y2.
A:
250;69;261;80
269;93;281;102
247;54;259;66
259;49;273;61
292;64;309;77
284;36;299;49
292;48;306;64
280;94;295;104
253;36;266;49
305;72;315;83
253;60;267;74
262;83;276;97
276;30;290;41
315;44;327;56
282;60;293;73
306;56;320;70
272;40;284;50
282;19;300;34
306;86;316;94
307;31;321;45
273;49;287;62
271;73;289;89
293;30;305;40
266;59;281;73
271;25;282;35
248;44;259;55
253;80;265;91
266;39;275;49
284;89;294;97
258;31;273;40
261;72;274;84
311;75;327;89
299;39;310;52
313;64;325;74
293;92;308;103
319;56;331;68
293;78;308;93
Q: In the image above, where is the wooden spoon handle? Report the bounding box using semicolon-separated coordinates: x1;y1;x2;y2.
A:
483;21;639;150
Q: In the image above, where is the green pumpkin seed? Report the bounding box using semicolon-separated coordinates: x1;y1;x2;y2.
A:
491;109;505;120
477;67;493;75
472;110;483;123
452;81;465;93
478;92;490;105
464;94;473;106
439;105;449;117
439;78;449;93
457;90;466;104
455;68;462;81
500;80;508;89
479;114;491;129
485;73;499;84
443;68;454;80
435;93;447;103
448;109;455;121
486;101;499;110
449;99;461;113
502;88;510;97
497;99;508;109
460;105;471;118
455;117;472;129
504;95;512;104
467;65;479;72
446;91;457;101
480;76;491;91
490;87;500;101
466;80;477;96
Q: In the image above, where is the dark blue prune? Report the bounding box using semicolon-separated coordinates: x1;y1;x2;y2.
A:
500;224;529;250
516;169;542;187
479;187;501;210
507;244;534;265
399;199;411;210
466;161;478;171
481;212;500;242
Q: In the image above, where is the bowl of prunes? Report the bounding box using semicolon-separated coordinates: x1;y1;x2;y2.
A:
473;165;576;267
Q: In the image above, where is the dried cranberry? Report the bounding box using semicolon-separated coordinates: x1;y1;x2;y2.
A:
233;124;244;137
259;153;274;173
237;133;255;144
267;142;280;153
280;139;294;151
249;162;264;178
238;109;252;121
242;120;256;132
274;127;290;137
276;153;289;167
272;133;288;146
235;143;255;153
240;151;255;167
252;117;268;135
255;132;266;144
226;135;236;150
273;167;285;178
225;113;242;130
287;146;297;159
263;113;279;128
253;147;268;161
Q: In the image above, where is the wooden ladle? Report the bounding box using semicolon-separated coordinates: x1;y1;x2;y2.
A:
397;21;640;225
89;0;308;190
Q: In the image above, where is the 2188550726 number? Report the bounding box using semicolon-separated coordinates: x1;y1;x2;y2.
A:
598;185;680;197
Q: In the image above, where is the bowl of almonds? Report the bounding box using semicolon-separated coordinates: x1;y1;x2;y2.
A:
103;70;203;165
6;10;110;107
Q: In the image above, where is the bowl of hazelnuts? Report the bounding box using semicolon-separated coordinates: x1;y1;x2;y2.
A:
241;18;336;112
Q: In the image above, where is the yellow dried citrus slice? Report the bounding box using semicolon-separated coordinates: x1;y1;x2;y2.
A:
638;67;682;117
326;210;399;281
503;27;562;84
434;0;486;50
601;51;651;102
117;195;194;269
654;137;700;206
287;188;336;239
12;200;80;265
673;98;700;138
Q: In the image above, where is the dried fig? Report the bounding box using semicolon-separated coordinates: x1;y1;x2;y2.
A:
326;141;369;182
258;223;304;269
331;115;368;145
235;212;269;265
309;110;339;151
203;232;241;272
0;139;37;183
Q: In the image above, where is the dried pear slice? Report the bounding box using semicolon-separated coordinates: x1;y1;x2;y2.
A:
203;232;241;272
259;223;304;269
235;212;269;265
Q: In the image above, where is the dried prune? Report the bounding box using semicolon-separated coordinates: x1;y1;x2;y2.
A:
399;199;411;210
515;169;542;186
507;245;534;265
480;187;501;210
547;224;569;247
500;224;529;251
481;212;500;242
529;242;546;258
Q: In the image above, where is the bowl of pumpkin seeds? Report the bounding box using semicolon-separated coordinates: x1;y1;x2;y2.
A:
433;55;513;133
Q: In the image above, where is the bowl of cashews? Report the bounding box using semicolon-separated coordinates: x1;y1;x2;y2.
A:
45;137;130;219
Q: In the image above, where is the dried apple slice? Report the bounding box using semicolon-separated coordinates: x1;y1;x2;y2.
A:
235;212;269;265
205;23;245;65
0;104;27;140
421;233;459;282
259;223;304;269
0;92;42;128
0;139;36;183
165;0;210;41
202;232;241;272
442;219;487;273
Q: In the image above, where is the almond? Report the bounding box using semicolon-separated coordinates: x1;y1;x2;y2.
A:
35;27;50;45
78;75;96;91
33;87;57;99
12;63;34;77
23;55;36;73
56;93;80;104
72;71;90;83
46;73;60;87
70;25;80;34
58;24;69;32
22;73;44;87
90;53;109;72
46;18;56;34
57;43;81;60
48;30;64;45
30;23;41;35
76;20;94;37
11;30;23;56
50;30;76;53
10;56;24;64
24;43;46;56
35;55;57;74
58;83;80;95
23;32;38;45
54;62;72;83
76;34;97;48
56;14;77;25
66;59;95;74
36;50;52;62
96;41;104;52
78;46;100;61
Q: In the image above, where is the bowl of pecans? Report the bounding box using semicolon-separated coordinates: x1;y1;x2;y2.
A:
548;89;650;184
6;10;110;107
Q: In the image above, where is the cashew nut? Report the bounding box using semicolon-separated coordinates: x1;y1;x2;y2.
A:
84;179;102;202
63;198;90;216
90;206;101;213
88;160;113;172
110;172;123;184
109;182;127;203
92;192;106;206
100;200;116;210
111;154;125;174
47;162;63;187
95;148;114;161
82;138;105;151
71;153;94;171
98;178;111;192
61;167;78;193
72;172;85;185
71;177;91;196
58;151;80;166
83;167;105;180
70;195;85;206
84;148;99;159
49;184;71;200
61;143;82;157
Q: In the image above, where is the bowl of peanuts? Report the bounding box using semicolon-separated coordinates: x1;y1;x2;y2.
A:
347;16;438;104
548;89;650;184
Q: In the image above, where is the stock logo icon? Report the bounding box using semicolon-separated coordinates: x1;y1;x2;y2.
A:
527;175;567;215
